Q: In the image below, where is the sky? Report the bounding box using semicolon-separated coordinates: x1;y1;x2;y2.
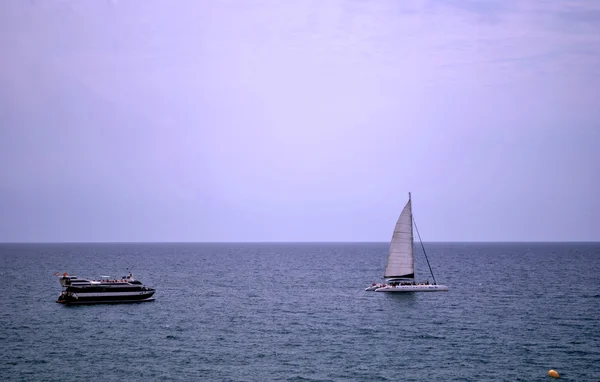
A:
0;0;599;242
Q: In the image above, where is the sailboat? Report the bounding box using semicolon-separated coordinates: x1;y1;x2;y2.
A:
365;192;448;293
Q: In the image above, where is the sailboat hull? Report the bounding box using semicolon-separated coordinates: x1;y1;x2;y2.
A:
365;284;385;291
375;284;448;292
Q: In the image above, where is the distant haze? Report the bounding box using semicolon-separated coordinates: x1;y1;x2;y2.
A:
1;0;598;242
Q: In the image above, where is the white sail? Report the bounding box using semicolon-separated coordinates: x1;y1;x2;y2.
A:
384;196;414;279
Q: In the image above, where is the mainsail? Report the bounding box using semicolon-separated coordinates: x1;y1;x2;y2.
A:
384;195;414;279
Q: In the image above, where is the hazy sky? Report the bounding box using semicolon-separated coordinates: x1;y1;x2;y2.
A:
1;0;598;242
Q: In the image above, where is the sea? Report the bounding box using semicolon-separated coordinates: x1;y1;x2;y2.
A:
0;242;598;381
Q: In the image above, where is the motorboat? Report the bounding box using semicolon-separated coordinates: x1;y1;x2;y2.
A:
56;272;155;304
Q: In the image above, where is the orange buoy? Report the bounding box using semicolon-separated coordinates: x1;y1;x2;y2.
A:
548;369;560;378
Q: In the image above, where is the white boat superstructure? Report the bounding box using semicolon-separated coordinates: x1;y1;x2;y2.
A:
365;193;448;293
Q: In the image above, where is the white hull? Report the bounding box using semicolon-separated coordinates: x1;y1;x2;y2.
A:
365;284;385;291
375;284;448;292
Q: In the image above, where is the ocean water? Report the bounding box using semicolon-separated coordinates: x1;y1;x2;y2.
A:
0;242;598;381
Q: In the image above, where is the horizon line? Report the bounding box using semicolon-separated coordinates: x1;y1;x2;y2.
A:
1;240;598;244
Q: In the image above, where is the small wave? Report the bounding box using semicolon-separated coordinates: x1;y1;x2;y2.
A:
568;340;587;345
286;376;333;382
22;359;48;365
565;349;596;356
417;334;446;340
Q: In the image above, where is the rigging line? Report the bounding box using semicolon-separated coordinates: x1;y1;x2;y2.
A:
412;216;437;285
